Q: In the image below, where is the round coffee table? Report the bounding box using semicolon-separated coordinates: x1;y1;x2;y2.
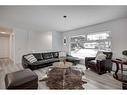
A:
53;62;73;68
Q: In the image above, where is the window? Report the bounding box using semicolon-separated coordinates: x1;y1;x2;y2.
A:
87;32;110;41
70;31;111;59
86;31;111;51
70;35;85;51
84;42;98;49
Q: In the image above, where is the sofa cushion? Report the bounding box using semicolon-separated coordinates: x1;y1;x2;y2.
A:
31;58;59;65
66;56;79;61
49;58;60;62
41;58;59;63
33;53;43;61
24;54;37;63
42;53;53;59
89;60;97;64
39;59;54;64
52;52;59;58
32;60;48;65
96;51;103;58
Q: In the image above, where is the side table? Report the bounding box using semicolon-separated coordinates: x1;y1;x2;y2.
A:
112;59;127;82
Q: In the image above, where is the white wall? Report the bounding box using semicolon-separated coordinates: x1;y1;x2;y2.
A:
13;28;61;64
52;31;62;51
0;36;10;58
28;31;52;53
14;28;29;64
62;17;127;58
0;25;63;64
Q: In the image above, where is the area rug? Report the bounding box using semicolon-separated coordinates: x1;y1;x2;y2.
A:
39;67;87;89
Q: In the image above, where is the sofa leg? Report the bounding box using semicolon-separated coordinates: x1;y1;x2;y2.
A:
108;70;111;73
98;72;102;75
86;67;88;69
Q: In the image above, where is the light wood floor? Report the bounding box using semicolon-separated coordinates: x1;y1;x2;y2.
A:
0;58;122;89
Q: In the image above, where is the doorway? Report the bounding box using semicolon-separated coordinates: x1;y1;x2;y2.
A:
0;27;14;65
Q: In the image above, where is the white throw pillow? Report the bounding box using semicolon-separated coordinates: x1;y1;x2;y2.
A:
96;51;103;58
59;51;66;57
25;54;37;63
95;53;106;61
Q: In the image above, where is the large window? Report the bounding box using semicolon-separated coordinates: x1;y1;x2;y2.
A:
70;35;85;51
86;31;111;51
87;32;110;41
70;31;111;59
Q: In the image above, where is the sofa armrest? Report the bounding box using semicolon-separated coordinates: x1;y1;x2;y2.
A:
22;56;31;69
85;57;96;62
85;57;96;68
97;59;112;72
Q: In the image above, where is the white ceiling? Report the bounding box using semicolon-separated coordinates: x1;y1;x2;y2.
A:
0;6;127;32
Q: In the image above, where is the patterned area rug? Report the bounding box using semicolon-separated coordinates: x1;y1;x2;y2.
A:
38;65;87;89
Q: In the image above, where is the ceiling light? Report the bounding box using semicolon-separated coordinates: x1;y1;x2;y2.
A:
63;15;67;18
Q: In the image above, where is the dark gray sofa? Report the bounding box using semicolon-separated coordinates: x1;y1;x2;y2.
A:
22;52;80;70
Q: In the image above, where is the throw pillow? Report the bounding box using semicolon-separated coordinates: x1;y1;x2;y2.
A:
59;51;66;57
33;53;43;60
43;53;53;59
95;53;106;61
53;52;59;58
96;51;103;58
25;54;37;63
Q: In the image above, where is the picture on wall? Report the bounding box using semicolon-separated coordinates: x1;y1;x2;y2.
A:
63;37;66;45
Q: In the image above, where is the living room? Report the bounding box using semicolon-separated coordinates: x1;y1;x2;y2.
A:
0;5;127;90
